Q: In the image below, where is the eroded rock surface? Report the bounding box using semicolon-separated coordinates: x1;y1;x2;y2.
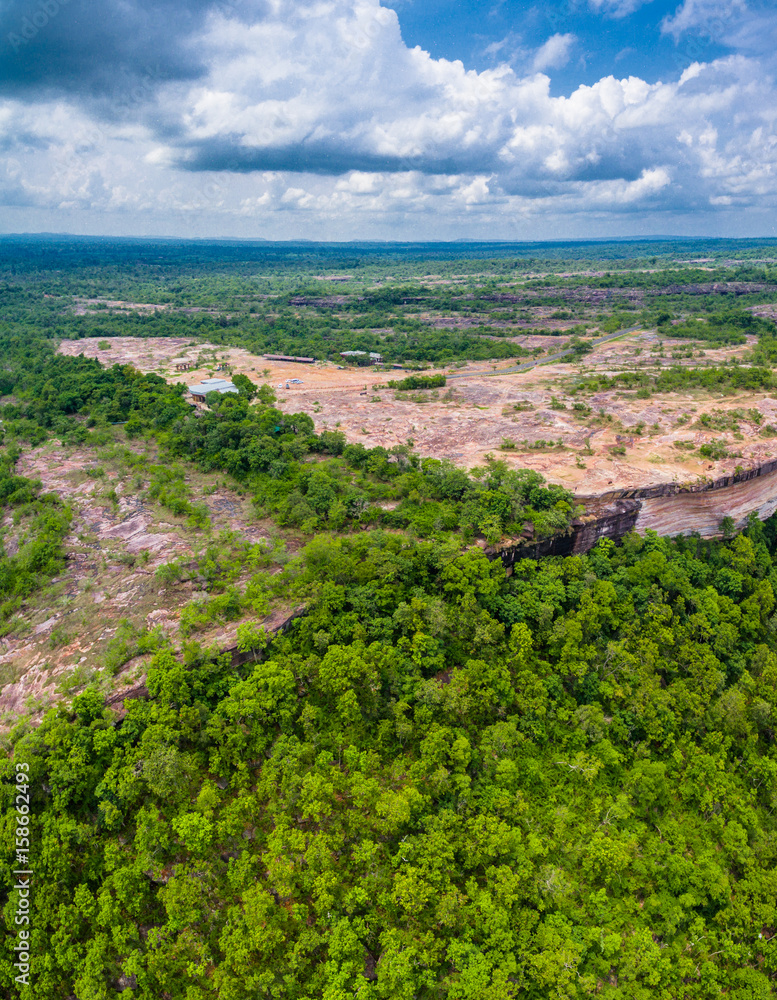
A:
0;440;282;731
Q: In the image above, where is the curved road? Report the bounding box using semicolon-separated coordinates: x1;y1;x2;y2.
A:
446;325;644;380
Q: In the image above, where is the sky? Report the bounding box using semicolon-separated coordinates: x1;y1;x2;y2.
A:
0;0;775;240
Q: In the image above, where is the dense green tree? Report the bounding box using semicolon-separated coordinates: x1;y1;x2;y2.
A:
4;519;777;997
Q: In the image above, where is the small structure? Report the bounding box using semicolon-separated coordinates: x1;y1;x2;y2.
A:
215;363;229;371
175;362;191;372
340;350;383;364
187;377;239;403
263;354;315;364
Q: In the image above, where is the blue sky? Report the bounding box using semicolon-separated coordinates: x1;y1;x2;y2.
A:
380;0;731;91
0;0;775;239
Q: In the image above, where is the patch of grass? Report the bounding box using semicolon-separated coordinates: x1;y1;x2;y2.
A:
110;550;136;567
693;411;743;433
747;407;764;425
57;663;96;694
698;440;732;460
48;625;74;649
522;438;567;451
104;619;166;676
0;615;31;639
0;662;17;688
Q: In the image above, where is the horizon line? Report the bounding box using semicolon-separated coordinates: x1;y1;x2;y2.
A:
2;232;777;246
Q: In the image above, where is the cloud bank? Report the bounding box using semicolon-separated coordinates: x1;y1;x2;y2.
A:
0;0;775;237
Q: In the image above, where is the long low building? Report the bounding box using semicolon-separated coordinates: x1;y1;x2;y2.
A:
187;377;239;402
340;350;383;363
263;354;315;363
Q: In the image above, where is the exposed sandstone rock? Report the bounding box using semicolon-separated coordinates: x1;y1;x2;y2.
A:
493;459;777;566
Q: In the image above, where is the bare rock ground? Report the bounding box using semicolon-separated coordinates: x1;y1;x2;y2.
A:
0;438;287;732
9;329;775;727
274;333;776;495
57;333;777;497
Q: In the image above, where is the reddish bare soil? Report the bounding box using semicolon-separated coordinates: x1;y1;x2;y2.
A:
57;333;777;497
10;330;774;729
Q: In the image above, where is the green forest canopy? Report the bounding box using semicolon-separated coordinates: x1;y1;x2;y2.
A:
3;520;777;998
3;238;777;997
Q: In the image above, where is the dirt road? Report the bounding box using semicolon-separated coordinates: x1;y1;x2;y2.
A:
447;326;644;379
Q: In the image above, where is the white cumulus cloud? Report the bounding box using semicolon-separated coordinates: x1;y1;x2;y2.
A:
532;34;577;73
661;0;749;41
0;0;776;237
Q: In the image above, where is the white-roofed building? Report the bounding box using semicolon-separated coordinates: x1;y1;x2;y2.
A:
187;377;239;403
340;350;383;364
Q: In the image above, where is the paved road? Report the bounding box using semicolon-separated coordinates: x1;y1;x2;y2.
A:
446;325;644;380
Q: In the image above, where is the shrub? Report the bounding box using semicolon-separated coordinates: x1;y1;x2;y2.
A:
391;374;446;390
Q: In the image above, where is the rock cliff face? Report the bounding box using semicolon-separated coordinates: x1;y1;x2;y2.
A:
492;459;777;566
495;500;641;566
582;459;777;538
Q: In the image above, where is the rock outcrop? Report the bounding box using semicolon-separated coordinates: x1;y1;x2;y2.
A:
585;459;777;538
492;459;777;565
